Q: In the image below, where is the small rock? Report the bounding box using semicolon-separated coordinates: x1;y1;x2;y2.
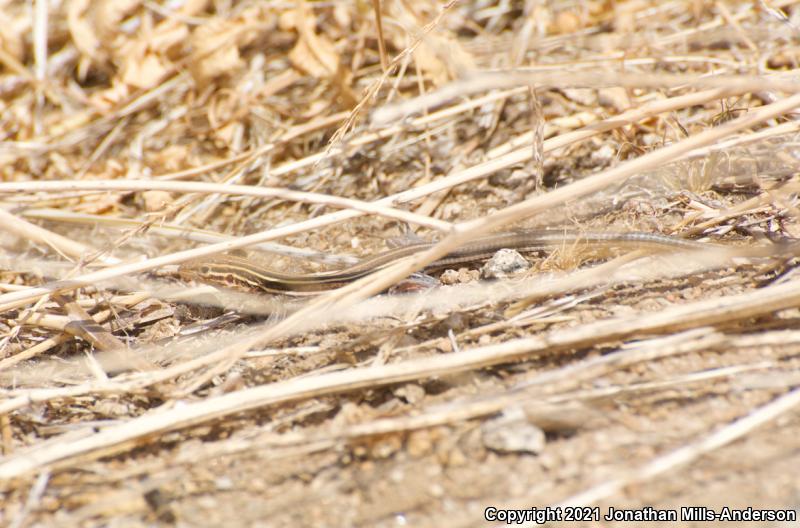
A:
440;268;480;285
561;88;597;107
598;86;632;112
141;190;172;212
394;384;425;404
439;269;460;286
481;249;531;280
590;144;616;165
481;407;546;454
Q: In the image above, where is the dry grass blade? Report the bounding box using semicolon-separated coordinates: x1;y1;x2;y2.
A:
0;208;119;265
372;70;800;124
371;0;389;72
4;274;800;478
21;209;356;264
0;180;451;232
555;387;800;508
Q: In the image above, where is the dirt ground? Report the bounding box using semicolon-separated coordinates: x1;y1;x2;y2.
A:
2;1;800;526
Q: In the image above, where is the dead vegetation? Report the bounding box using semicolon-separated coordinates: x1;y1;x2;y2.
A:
2;0;800;526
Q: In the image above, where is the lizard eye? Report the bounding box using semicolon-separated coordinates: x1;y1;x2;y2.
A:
200;266;211;274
